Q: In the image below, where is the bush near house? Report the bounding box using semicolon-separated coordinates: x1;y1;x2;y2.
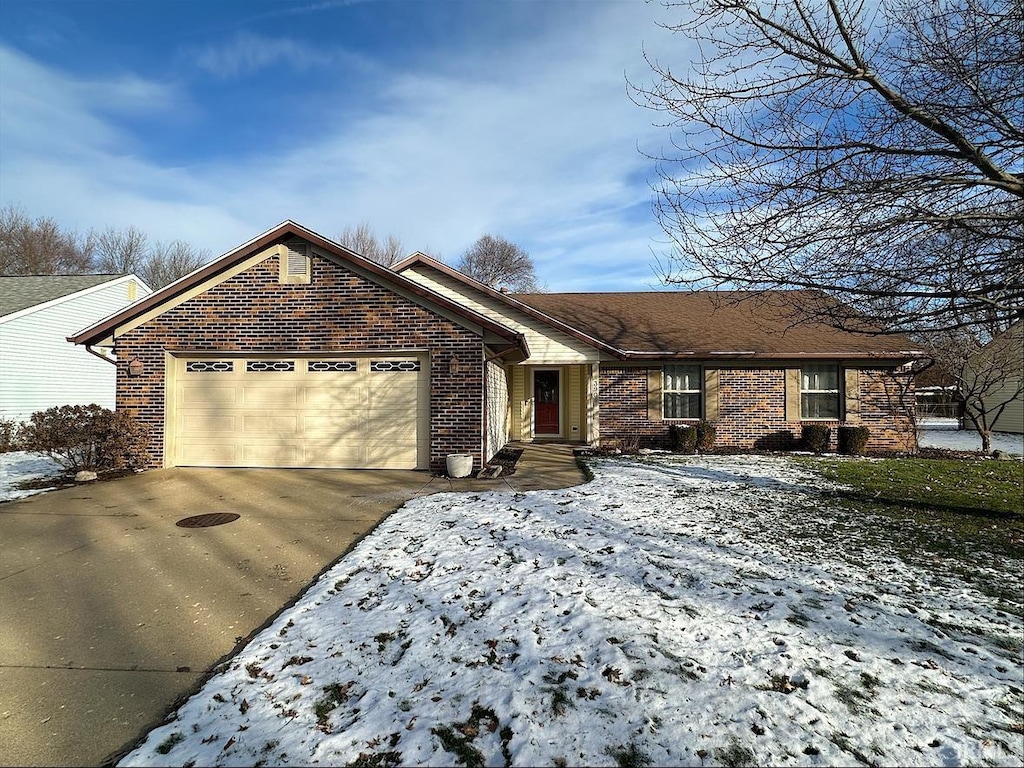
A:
801;424;831;453
0;418;23;453
837;425;871;456
668;421;717;454
696;420;717;452
19;404;148;473
668;424;698;453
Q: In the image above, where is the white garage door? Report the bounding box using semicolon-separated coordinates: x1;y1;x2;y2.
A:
169;355;428;469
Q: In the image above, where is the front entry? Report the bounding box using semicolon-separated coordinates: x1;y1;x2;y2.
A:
533;369;560;436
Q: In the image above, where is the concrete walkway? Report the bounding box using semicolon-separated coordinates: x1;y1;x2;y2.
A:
0;443;584;767
422;442;586;494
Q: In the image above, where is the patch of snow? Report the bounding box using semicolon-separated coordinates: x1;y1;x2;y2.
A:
0;451;65;501
919;422;1023;455
119;455;1023;768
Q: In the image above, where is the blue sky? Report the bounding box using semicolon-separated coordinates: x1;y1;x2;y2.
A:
0;0;692;290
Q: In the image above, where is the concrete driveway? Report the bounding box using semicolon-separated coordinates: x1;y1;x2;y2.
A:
0;467;436;767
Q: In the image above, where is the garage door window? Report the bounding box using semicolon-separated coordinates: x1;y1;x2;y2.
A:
186;361;233;373
309;360;357;372
246;360;295;372
370;360;421;372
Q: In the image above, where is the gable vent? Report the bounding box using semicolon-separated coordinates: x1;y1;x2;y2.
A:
278;240;311;284
286;244;308;276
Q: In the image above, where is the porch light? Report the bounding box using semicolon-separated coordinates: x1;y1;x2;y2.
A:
127;358;144;377
449;355;460;375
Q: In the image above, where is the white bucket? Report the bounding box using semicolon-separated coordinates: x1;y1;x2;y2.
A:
446;454;474;478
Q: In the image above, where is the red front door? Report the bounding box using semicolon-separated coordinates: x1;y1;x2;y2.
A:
534;370;560;435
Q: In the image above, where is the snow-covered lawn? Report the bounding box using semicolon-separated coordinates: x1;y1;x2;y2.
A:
120;455;1023;768
918;420;1023;455
0;451;64;501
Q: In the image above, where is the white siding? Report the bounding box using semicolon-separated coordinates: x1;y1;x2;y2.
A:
403;266;600;364
485;361;510;460
0;280;147;422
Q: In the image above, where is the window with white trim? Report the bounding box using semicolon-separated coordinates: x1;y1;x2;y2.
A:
801;364;840;419
663;364;701;419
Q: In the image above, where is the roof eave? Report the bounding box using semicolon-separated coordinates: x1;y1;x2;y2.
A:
394;253;627;359
68;222;527;354
620;350;925;360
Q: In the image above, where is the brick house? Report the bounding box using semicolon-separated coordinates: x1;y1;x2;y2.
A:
70;221;922;472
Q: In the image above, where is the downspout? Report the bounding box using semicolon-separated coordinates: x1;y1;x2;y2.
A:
481;347;487;470
86;345;117;365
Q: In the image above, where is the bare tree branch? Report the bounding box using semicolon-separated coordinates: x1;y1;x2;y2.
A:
454;235;540;292
0;205;211;287
634;0;1023;335
336;222;405;267
0;206;94;275
140;241;211;288
923;323;1023;452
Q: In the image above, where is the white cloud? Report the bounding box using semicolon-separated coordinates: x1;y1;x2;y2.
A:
187;32;368;79
0;45;181;157
0;2;697;289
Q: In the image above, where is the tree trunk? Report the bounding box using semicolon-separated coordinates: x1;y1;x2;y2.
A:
980;430;992;454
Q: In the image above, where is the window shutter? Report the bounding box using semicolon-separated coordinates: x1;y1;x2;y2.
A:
647;368;663;422
785;368;801;421
704;368;719;420
844;368;861;423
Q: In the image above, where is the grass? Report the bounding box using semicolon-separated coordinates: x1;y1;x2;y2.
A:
781;456;1023;605
811;456;1023;517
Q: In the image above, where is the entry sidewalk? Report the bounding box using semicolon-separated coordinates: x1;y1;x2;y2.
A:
0;443;584;767
420;442;585;494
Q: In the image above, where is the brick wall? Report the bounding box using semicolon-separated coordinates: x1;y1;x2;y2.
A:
115;247;484;473
599;364;916;453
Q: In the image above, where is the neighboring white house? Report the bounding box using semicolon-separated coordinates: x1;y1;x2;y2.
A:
980;322;1023;435
0;275;151;422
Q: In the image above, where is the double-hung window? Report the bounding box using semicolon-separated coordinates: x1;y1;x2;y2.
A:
801;364;840;419
663;364;702;419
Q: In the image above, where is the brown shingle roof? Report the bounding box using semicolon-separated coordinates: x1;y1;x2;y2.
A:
514;291;921;359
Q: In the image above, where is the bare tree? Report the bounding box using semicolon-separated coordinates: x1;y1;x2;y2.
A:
923;324;1023;453
455;235;540;292
92;226;149;275
337;222;404;267
635;0;1023;335
0;206;210;287
0;206;94;275
140;240;211;288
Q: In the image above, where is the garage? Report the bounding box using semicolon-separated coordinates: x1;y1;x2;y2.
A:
168;354;429;469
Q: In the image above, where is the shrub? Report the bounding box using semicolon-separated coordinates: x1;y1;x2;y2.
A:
19;404;148;472
695;420;716;452
0;418;23;452
801;423;831;453
668;424;697;453
837;425;871;455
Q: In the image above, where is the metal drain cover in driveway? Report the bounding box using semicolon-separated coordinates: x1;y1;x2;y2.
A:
176;513;241;528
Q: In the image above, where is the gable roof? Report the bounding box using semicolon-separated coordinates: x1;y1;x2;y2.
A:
68;221;527;354
393;252;627;359
394;252;921;360
515;291;923;359
0;274;129;319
